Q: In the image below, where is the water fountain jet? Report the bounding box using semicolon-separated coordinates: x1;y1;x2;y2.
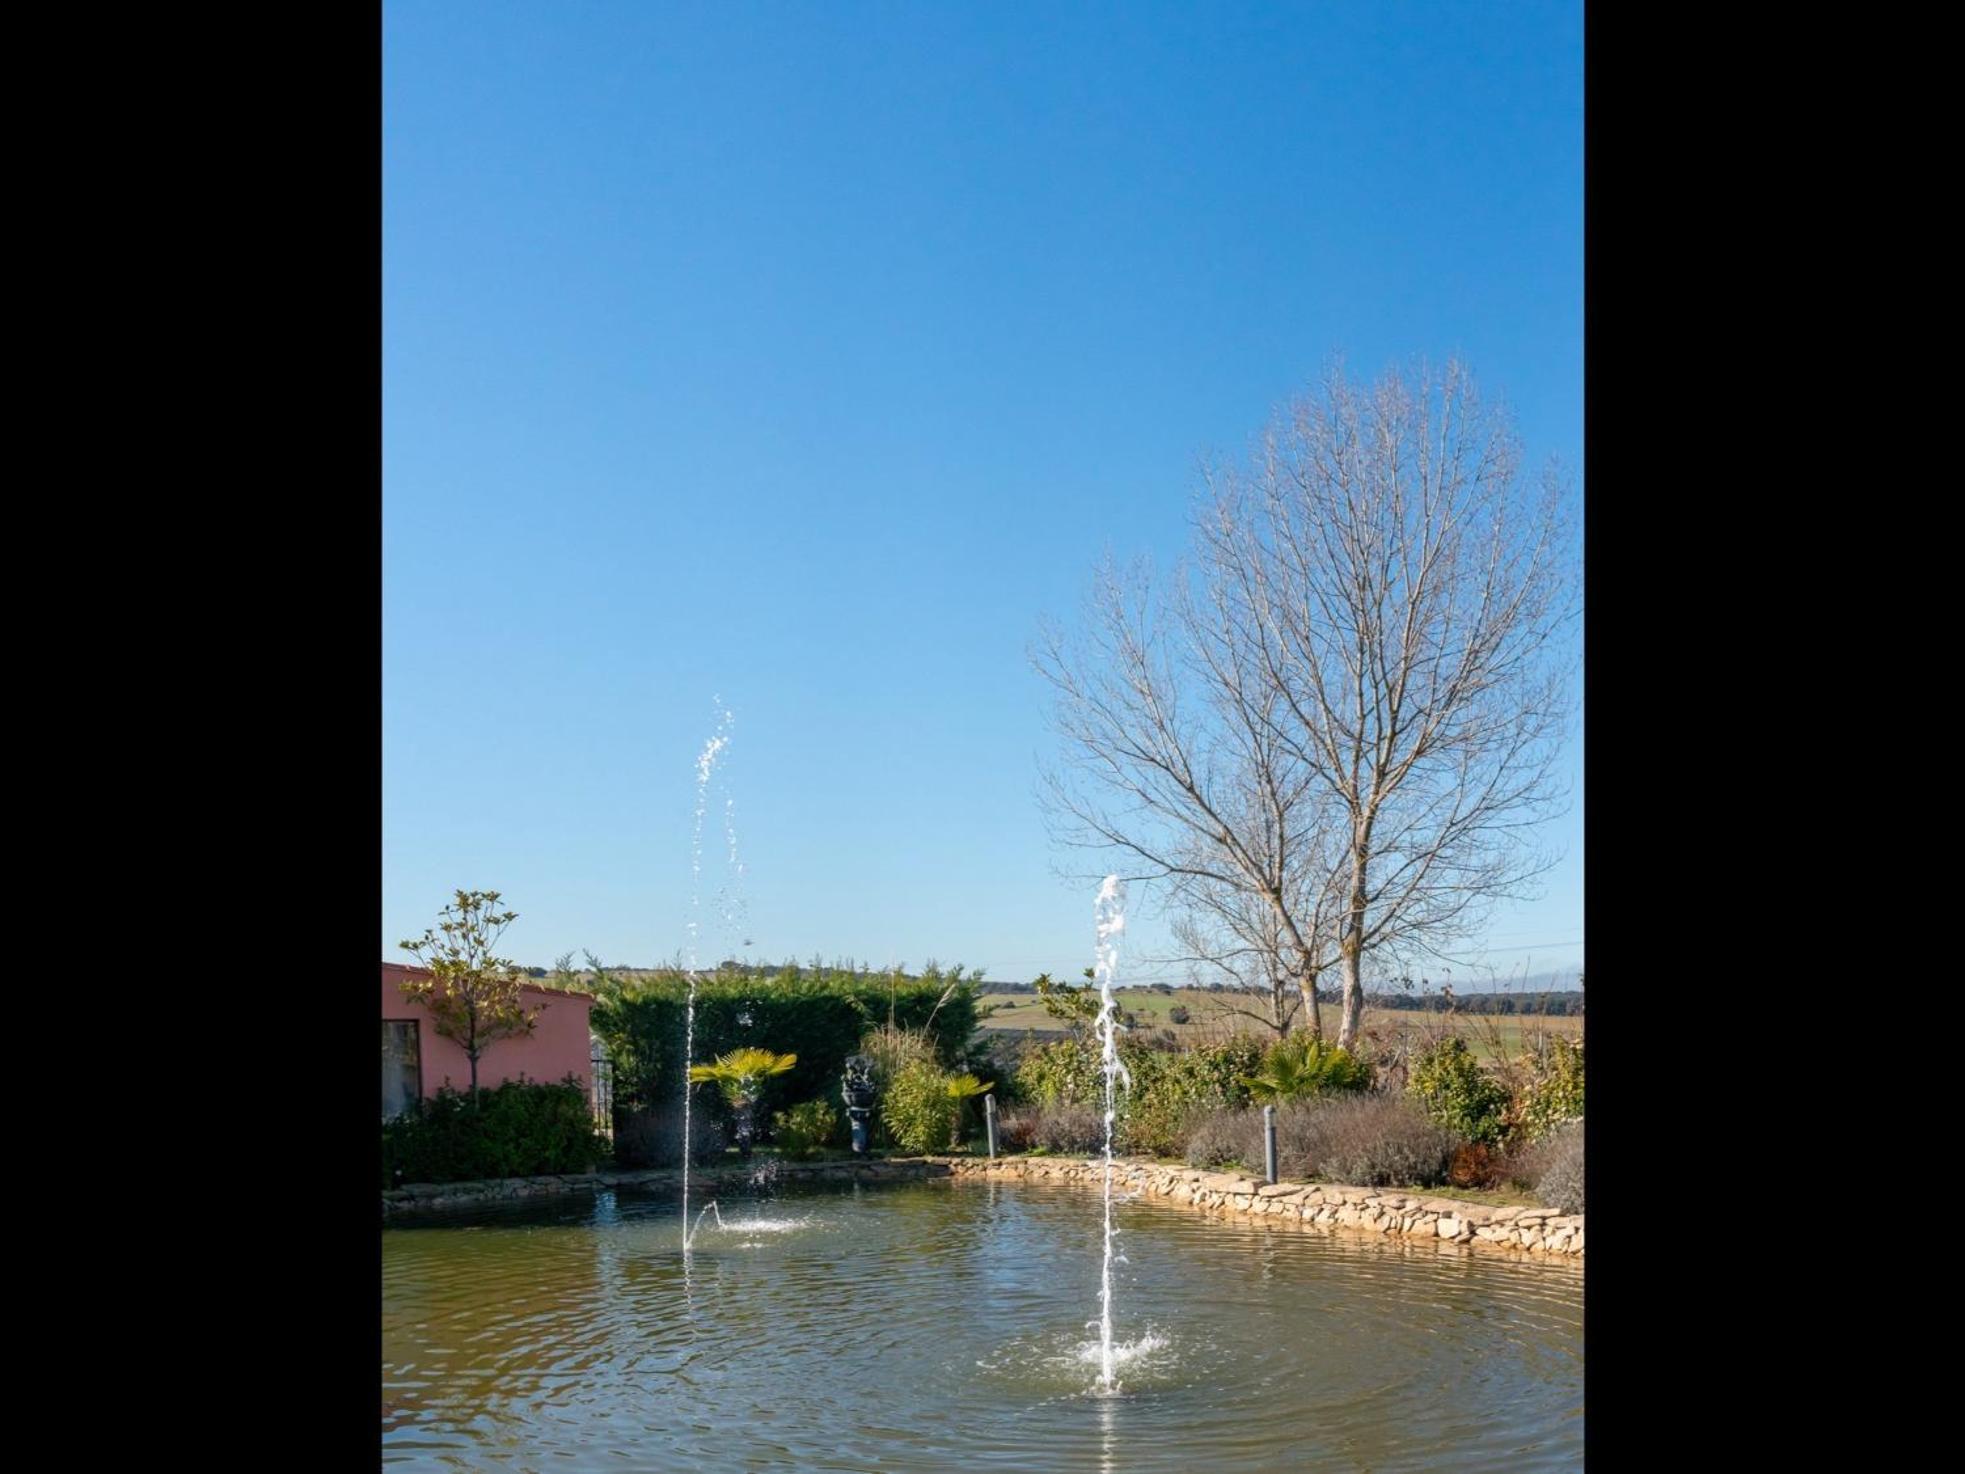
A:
1092;874;1131;1393
682;702;735;1254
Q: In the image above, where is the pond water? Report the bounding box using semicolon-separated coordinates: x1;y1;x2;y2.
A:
383;1178;1582;1471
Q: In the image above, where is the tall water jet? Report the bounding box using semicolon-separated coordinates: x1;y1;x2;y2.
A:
717;792;749;960
1092;874;1131;1392
682;701;735;1252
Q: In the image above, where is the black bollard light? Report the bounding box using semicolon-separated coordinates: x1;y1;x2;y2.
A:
842;1055;876;1155
1263;1104;1278;1185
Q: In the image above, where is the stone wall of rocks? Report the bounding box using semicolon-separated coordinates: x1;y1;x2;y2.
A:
937;1155;1583;1258
383;1153;1581;1257
381;1157;939;1219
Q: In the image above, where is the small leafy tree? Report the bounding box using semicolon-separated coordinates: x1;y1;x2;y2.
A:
1032;971;1100;1031
399;889;540;1095
689;1047;797;1157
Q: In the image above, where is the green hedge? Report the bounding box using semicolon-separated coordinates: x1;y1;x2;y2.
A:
382;1077;607;1187
590;969;979;1133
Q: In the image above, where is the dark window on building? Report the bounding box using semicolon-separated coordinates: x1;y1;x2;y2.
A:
383;1020;422;1120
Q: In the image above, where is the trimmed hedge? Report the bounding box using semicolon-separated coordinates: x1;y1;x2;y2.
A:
590;970;979;1134
382;1077;606;1187
612;1103;727;1168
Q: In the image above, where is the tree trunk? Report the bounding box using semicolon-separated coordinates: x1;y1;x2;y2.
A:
1296;968;1323;1039
1337;850;1368;1049
1337;942;1365;1050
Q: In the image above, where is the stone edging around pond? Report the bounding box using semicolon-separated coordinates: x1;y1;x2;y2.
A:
381;1157;940;1218
934;1155;1583;1258
382;1154;1581;1258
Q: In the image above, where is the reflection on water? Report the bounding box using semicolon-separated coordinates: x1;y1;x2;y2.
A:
384;1179;1582;1471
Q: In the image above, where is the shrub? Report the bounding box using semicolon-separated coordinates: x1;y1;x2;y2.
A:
858;1023;944;1149
383;1077;606;1186
858;1021;939;1087
994;1107;1040;1153
882;1059;958;1154
1119;1038;1265;1157
1183;1106;1259;1170
772;1098;840;1159
612;1102;727;1169
1015;1037;1103;1108
999;1103;1107;1154
1409;1037;1511;1145
1181;1095;1455;1187
1447;1141;1504;1189
1288;1095;1457;1187
1168;1005;1191;1025
1515;1037;1584;1142
1506;1121;1584;1213
1535;1127;1585;1214
1015;1035;1264;1158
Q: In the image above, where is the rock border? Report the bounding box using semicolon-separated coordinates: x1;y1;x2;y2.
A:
381;1153;1581;1257
934;1155;1582;1258
381;1157;941;1218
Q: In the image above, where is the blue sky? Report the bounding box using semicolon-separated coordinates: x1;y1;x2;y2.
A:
384;1;1583;989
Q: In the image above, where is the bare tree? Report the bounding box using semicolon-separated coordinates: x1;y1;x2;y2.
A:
1038;359;1573;1052
1166;881;1303;1039
1034;549;1347;1040
1197;359;1575;1047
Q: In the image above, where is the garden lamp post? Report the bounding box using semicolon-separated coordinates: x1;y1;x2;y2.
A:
842;1055;876;1154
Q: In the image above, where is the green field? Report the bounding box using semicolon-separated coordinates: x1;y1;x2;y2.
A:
977;988;1581;1061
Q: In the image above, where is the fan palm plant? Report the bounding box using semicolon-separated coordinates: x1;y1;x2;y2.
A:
689;1048;798;1157
1239;1035;1370;1104
943;1073;994;1150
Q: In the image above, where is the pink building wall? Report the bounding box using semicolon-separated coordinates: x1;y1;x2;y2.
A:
382;962;594;1098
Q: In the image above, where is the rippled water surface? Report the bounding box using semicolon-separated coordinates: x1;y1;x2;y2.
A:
383;1178;1582;1471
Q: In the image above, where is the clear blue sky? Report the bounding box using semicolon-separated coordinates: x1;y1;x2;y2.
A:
384;1;1583;990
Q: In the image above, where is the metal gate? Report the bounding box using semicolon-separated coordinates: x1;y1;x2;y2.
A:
589;1037;614;1138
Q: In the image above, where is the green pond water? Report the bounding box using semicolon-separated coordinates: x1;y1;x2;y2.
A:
383;1176;1582;1471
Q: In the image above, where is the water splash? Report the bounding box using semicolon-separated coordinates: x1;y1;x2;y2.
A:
682;701;736;1256
1075;1331;1168;1370
683;1198;815;1250
1092;874;1132;1393
687;1199;726;1246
